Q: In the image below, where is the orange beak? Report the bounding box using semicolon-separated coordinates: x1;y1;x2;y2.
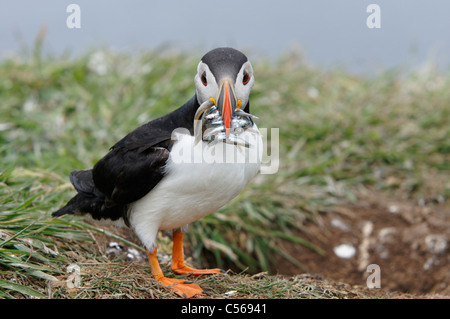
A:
217;81;236;138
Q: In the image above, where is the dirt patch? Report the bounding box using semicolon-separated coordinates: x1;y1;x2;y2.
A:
273;192;450;297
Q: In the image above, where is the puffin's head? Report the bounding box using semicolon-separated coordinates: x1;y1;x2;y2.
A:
194;47;254;136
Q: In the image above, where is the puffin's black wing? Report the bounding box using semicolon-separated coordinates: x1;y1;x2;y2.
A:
53;95;199;221
93;95;199;205
93;144;170;205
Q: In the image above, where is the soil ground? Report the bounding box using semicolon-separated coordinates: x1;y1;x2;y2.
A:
272;192;450;298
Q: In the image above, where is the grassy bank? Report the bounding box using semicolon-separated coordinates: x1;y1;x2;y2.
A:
0;46;449;298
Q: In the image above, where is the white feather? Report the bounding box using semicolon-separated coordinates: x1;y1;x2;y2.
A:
128;125;262;250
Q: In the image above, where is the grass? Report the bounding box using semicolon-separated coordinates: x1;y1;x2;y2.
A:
0;42;449;298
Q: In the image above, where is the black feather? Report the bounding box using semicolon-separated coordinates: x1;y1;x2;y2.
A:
70;169;97;197
93;146;170;205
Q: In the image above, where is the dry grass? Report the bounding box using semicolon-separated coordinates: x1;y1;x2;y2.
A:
20;260;406;299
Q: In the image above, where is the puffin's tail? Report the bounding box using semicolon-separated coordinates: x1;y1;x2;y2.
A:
52;193;95;216
52;169;99;217
52;169;128;223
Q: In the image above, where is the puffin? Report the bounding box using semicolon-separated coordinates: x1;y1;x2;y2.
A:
53;47;262;298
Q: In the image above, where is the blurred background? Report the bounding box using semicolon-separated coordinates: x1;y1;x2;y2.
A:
1;0;449;73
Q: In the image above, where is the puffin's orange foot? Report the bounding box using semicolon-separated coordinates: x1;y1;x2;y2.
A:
171;230;226;276
172;265;226;276
158;276;207;299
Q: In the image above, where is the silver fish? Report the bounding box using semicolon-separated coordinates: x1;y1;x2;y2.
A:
193;100;257;148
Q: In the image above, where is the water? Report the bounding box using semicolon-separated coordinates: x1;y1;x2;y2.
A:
1;0;449;73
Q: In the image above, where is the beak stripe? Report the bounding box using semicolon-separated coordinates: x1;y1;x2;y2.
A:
222;84;232;137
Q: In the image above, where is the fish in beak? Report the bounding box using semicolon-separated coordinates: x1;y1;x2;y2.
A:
193;79;255;146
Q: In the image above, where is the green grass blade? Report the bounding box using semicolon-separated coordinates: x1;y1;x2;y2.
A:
0;279;46;298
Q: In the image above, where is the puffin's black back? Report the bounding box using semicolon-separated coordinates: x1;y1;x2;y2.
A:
92;95;199;204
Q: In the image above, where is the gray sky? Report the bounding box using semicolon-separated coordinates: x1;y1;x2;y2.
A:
1;0;449;73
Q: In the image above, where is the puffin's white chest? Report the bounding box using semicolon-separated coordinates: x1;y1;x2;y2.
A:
128;126;262;249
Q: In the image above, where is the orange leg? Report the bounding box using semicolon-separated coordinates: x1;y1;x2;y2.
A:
171;229;225;276
146;247;206;298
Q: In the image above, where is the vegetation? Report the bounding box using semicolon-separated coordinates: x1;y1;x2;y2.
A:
0;42;448;298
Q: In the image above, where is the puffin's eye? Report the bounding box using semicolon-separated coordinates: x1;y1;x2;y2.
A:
201;71;207;86
242;72;250;85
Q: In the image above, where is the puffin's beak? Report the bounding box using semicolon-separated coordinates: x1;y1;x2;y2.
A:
217;80;236;137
